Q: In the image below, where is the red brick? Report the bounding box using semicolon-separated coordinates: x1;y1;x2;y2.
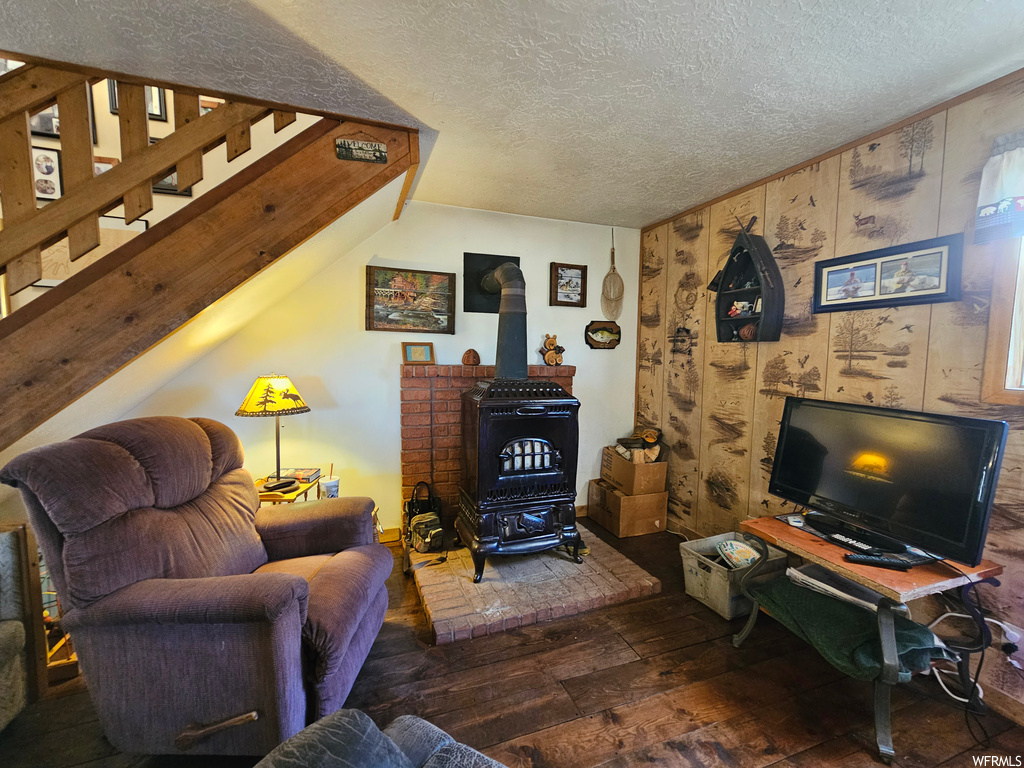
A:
402;461;432;475
450;377;476;389
402;426;430;438
424;366;439;377
401;388;431;401
401;402;431;414
434;389;460;400
402;438;431;451
402;366;416;378
481;366;495;377
431;402;448;413
434;436;460;448
436;460;459;471
401;414;431;426
435;412;459;424
431;424;449;437
528;366;544;376
403;472;431;484
438;366;451;376
449;424;462;436
403;378;431;389
403;450;431;463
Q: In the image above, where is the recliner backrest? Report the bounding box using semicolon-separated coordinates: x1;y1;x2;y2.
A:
0;417;268;609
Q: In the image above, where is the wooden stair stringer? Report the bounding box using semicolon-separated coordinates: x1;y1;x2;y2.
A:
0;117;417;452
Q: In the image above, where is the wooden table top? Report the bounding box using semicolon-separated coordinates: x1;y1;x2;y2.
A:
255;477;319;503
740;516;1003;603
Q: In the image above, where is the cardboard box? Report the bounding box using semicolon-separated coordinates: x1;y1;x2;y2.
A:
587;479;668;538
601;446;667;496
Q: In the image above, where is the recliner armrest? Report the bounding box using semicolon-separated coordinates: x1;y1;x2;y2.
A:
63;572;309;630
256;496;376;560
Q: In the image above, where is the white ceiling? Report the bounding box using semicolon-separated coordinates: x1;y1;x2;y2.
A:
3;0;1024;229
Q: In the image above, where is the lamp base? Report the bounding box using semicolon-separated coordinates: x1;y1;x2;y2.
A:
260;478;301;494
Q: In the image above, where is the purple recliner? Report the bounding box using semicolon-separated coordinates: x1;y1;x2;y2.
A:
0;416;392;756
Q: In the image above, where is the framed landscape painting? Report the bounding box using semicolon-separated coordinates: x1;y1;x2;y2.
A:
366;266;456;334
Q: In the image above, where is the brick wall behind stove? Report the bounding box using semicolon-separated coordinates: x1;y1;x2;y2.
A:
400;364;576;518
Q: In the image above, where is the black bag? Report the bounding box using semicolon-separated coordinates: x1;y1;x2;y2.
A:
405;482;443;553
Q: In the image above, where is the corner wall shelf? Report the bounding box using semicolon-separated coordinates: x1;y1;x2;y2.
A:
708;223;785;343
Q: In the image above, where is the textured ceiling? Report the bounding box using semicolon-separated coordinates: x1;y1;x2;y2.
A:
3;1;1024;228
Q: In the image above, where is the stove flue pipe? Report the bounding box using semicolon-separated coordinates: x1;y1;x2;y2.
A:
481;262;527;379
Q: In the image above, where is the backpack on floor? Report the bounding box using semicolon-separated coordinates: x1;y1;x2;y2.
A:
405;481;443;553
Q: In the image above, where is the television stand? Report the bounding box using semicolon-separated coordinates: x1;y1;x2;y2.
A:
736;516;1002;764
803;511;907;554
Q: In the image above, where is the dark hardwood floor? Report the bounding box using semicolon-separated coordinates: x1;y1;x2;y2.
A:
1;518;1019;767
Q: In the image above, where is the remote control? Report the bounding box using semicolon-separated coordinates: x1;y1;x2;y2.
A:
843;553;911;571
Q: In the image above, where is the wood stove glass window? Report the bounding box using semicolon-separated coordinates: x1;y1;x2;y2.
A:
500;438;559;474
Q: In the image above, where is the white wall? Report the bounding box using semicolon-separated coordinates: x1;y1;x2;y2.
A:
123;201;640;529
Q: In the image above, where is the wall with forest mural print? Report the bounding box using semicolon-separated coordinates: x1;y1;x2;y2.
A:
637;70;1024;719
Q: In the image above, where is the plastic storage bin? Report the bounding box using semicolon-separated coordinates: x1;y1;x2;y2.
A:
680;532;788;619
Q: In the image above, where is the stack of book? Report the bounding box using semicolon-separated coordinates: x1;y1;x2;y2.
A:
276;467;322;484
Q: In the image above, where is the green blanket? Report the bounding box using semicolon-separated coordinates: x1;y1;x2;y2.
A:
751;577;956;683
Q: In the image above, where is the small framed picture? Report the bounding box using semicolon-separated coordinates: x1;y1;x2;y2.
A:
550;262;587;307
31;147;64;200
402;342;435;365
108;81;168;121
30;86;99;144
812;234;963;313
94;156;119;175
150;138;193;196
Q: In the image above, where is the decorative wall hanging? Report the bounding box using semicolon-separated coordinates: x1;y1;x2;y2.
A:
30;88;98;144
812;234;963;313
107;81;167;121
31;146;63;200
600;229;624;320
463;253;521;313
585;320;621;349
541;334;564;365
707;217;784;342
974;129;1024;244
366;266;456;334
402;342;435;365
550;262;587;307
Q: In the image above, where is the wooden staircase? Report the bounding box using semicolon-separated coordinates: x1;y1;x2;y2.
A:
0;55;419;452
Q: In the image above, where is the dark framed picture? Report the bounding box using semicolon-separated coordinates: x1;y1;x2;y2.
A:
550;262;587;307
31;146;63;200
149;138;192;196
812;234;963;313
366;266;456;334
585;320;622;349
30;86;99;144
108;81;168;121
401;342;435;365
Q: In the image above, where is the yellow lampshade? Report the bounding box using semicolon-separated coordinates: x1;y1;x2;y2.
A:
236;375;310;417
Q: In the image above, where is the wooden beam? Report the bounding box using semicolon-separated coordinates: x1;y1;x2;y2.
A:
0;101;267;267
0;111;41;293
172;91;203;191
117;82;153;223
0;64;90;122
393;131;420;221
273;110;296;132
57;83;100;261
0;119;415;450
226;120;251;161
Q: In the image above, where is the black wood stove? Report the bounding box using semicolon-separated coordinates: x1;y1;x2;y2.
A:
456;263;583;582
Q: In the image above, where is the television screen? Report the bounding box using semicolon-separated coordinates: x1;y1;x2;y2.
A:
769;397;1007;565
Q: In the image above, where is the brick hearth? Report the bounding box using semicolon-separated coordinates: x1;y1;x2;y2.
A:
400;364;576;521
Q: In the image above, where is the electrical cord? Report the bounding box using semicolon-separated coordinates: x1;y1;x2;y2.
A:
935;558;992;748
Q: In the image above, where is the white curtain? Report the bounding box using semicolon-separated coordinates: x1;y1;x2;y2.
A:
975;129;1024;244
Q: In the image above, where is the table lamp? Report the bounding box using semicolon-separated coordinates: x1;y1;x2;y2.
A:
236;374;310;492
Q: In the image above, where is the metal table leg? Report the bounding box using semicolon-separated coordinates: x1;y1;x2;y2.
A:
874;597;909;764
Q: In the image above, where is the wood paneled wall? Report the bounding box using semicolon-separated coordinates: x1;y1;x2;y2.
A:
638;71;1024;713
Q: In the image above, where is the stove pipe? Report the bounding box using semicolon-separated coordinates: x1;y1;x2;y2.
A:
481;262;527;379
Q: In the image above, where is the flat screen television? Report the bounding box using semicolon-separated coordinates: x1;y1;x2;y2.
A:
769;397;1008;566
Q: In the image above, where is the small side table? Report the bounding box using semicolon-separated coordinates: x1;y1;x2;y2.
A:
256;477;320;505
